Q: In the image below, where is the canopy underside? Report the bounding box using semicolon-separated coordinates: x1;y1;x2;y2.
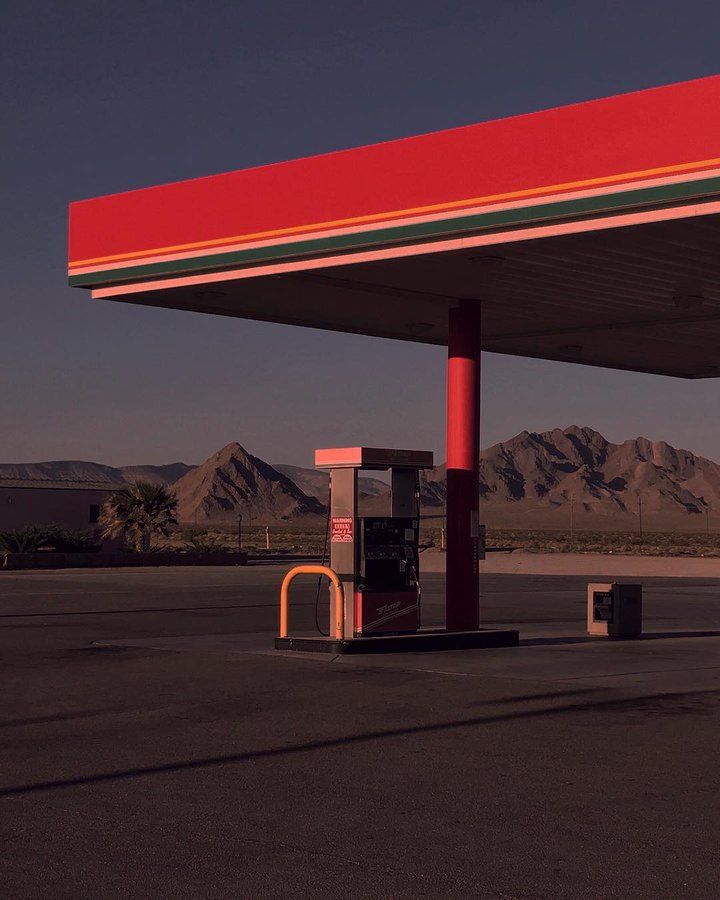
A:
98;210;720;379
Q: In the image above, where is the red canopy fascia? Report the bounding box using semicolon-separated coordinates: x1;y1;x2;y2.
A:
69;75;720;289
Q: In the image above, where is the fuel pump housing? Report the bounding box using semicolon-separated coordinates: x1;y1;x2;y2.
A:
315;447;433;638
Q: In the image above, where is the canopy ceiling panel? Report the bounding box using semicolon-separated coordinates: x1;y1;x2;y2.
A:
68;75;720;378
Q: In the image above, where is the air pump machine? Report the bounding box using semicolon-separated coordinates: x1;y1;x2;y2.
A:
315;446;433;638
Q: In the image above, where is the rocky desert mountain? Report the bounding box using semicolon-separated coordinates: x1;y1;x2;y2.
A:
418;425;720;528
173;443;325;524
274;464;389;504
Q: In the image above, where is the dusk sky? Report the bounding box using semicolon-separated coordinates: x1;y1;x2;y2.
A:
3;1;720;468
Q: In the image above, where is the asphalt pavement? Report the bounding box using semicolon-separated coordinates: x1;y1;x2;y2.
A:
1;565;720;899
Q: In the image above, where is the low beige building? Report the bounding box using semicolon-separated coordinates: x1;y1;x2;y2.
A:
0;479;120;533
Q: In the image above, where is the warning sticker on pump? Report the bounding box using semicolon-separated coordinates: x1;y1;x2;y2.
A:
331;517;354;543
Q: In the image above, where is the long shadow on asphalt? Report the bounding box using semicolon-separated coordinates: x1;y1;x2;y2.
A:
3;687;718;799
0;689;595;730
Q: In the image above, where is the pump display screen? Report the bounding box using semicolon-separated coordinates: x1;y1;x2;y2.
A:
358;517;419;591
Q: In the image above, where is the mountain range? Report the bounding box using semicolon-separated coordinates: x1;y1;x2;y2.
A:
419;426;720;528
4;426;720;528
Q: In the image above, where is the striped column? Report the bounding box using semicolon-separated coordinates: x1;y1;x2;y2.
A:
446;301;481;631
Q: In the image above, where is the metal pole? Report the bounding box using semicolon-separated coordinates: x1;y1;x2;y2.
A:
237;514;242;551
265;525;270;551
638;494;643;537
569;494;574;540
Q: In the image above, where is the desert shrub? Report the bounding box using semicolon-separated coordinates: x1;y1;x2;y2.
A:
0;524;102;554
41;525;101;553
0;525;49;553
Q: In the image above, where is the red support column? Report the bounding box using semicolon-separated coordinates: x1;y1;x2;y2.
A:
446;301;481;631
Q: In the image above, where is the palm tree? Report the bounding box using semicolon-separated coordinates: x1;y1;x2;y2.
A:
100;481;178;552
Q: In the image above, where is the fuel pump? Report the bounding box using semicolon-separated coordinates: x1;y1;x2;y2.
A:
314;447;434;637
357;515;421;634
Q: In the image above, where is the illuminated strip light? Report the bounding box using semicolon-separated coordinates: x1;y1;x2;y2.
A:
69;155;720;271
92;198;720;301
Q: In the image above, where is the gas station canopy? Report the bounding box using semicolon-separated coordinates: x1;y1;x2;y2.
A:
69;75;720;378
